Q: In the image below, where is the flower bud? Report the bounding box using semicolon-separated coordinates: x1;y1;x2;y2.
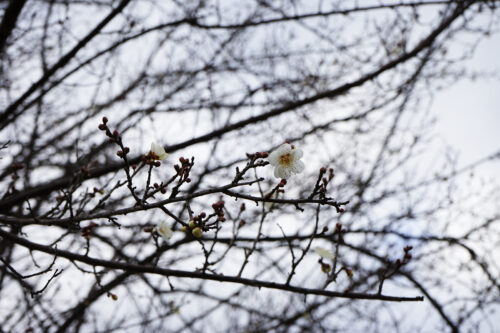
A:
192;227;203;238
321;263;332;274
189;220;197;228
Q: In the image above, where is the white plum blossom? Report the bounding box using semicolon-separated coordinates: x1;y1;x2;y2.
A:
156;221;173;241
151;142;168;160
268;143;305;179
315;247;334;260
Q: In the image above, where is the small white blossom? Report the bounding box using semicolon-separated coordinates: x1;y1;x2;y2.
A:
156;221;173;241
151;142;168;160
268;143;305;179
315;247;334;260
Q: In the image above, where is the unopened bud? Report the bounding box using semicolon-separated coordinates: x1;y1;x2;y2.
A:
321;263;332;274
192;227;203;238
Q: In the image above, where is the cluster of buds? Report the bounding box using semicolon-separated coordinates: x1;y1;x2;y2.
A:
98;117;118;143
81;222;98;239
181;212;207;238
212;200;225;222
173;156;192;183
246;151;269;160
98;117;130;160
116;147;130;159
319;167;335;197
153;182;167;194
395;245;413;267
142;152;161;167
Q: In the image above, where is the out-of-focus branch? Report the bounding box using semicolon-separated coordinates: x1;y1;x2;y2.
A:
0;227;424;302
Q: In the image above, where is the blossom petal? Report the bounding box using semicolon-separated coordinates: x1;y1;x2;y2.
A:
268;150;280;166
151;142;168;160
156;221;173;241
291;147;303;159
275;165;293;179
291;160;305;174
274;165;285;178
315;247;334;259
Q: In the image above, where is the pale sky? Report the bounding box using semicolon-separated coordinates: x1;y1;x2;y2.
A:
434;32;500;178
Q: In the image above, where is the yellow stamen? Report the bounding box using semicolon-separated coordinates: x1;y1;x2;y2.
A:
279;153;292;166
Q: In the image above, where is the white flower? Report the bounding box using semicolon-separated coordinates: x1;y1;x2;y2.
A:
268;143;305;179
315;247;334;260
151;142;168;161
156;221;173;241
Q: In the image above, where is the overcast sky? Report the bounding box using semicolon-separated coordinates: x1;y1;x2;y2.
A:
434;31;500;178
